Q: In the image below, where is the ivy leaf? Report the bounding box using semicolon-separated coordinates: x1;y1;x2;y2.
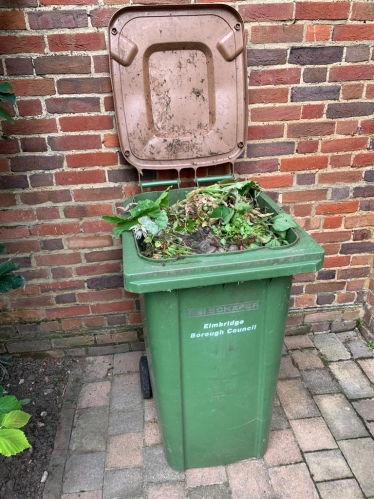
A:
129;199;160;220
0;274;26;293
0;428;31;457
0;107;14;124
155;186;172;209
153;210;168;230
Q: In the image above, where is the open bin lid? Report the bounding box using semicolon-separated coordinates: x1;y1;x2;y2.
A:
108;5;248;174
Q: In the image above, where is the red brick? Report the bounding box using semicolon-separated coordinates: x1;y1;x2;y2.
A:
40;280;85;292
0;226;30;239
318;170;362;184
104;96;114;111
297;140;319;154
2;118;57;136
93;54;110;73
59;115;113;132
287;122;334;138
323;216;343;229
84;316;105;327
5;57;33;75
249;68;301;86
336;292;356;304
345;214;374;229
48;135;101;152
77;289;122;303
91;301;133;314
0;158;10;174
341;83;364;100
55;170;106;185
282;189;327;203
248;88;289;104
36;253;82;267
336;120;359;135
57;76;111;94
361;120;374;134
67;235;113;249
36;207;60;220
330;154;352;168
247;124;284;140
251;25;303;44
61;319;84;331
20;137;47;153
353;152;374;167
0;139;19;155
301;105;325;120
14;77;56;97
40;0;97;4
281;156;328;172
48;32;106;52
17;99;43;117
73;186;122;202
239;3;293;21
3;240;40;253
0;11;26;29
366;84;374;99
293;203;312;217
11;155;63;172
45;304;90;319
0;209;35;224
347;279;367;291
46;97;100;114
255;174;293;189
352;3;374;21
28;10;88;29
312;230;351;243
66;152;118;168
103;134;120;148
64;204;113;218
334;25;374;41
76;262;120;276
321;137;368;153
251;106;301;122
315;200;359;215
31;222;80;237
84;248;122;263
296;2;350;20
330;65;374;82
0;35;45;54
90;7;118;27
305;25;331;42
81;220;114;233
34;55;91;75
295;295;316;307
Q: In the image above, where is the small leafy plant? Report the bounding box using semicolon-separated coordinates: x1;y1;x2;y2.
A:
0;244;26;293
0;82;16;124
0;386;32;457
103;179;298;259
0;355;13;383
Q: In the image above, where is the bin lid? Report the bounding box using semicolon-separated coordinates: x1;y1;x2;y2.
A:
108;5;247;173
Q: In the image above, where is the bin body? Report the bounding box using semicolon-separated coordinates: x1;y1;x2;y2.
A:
122;188;324;470
142;277;291;470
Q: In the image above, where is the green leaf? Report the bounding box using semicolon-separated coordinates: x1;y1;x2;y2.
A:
129;199;160;219
138;216;160;236
19;398;31;406
234;202;252;213
0;395;21;415
210;206;234;224
0;82;14;94
155;186;172;209
0;387;4;397
102;215;127;225
153;210;168;230
265;238;281;248
0;107;14;124
0;92;16;105
0;428;31;457
2;410;31;429
0;260;20;276
0;274;26;293
0;245;5;254
272;213;297;232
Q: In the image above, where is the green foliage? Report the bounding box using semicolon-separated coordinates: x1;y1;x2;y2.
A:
103;180;298;259
0;244;26;293
0;355;13;383
0;82;16;125
0;389;31;457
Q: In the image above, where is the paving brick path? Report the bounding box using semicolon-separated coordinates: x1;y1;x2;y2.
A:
43;330;374;499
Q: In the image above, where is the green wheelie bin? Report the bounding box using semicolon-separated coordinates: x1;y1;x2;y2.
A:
108;4;325;470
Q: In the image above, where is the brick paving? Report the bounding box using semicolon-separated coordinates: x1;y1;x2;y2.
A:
43;330;374;498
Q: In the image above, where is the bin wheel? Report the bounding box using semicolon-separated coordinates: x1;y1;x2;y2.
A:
139;355;152;399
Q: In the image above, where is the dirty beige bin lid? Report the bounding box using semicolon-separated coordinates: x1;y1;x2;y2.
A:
109;5;247;173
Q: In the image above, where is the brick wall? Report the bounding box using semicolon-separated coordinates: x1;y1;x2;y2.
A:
1;0;373;355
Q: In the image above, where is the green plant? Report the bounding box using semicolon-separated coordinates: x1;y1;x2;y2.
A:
367;340;374;349
0;82;16;124
0;354;13;383
0;386;32;457
0;244;26;293
103;180;298;259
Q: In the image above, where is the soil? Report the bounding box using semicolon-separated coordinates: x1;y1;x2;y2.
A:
0;355;76;499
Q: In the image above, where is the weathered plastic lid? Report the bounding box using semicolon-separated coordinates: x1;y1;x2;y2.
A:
109;5;247;173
